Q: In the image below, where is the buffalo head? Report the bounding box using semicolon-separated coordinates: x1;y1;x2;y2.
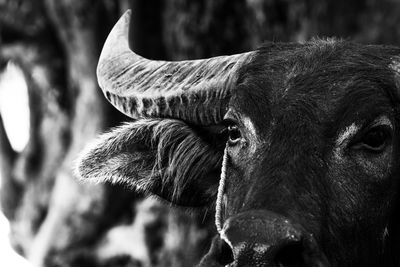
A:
76;11;400;267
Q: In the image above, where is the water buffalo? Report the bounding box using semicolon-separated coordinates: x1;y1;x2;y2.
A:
76;10;400;267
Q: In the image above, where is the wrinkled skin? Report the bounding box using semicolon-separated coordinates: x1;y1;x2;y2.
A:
79;40;400;267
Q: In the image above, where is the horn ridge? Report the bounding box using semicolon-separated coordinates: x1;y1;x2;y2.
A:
104;90;231;125
97;10;254;125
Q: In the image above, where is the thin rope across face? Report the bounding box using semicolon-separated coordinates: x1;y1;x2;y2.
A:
215;144;229;233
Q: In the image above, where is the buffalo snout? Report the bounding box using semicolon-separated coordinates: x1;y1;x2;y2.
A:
199;210;330;267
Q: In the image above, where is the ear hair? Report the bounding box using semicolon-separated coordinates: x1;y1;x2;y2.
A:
150;119;223;201
75;119;224;203
74;121;157;190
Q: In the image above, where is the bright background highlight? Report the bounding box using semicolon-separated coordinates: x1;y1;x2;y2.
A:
0;63;32;267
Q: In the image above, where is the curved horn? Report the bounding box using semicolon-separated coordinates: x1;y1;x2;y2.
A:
97;10;254;125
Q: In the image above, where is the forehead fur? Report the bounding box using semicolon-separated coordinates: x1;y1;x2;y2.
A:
233;39;400;134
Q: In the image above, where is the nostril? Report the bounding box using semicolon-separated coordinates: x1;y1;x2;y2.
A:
275;241;305;267
216;239;234;266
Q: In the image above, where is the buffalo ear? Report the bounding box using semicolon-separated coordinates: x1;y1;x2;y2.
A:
75;119;223;206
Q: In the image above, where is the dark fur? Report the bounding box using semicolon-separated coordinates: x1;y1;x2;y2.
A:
149;119;223;204
214;39;400;266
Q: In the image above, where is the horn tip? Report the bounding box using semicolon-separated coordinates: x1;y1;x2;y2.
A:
97;9;133;93
121;9;132;23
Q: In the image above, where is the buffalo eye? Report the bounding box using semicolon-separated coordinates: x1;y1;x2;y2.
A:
354;125;392;152
227;124;241;145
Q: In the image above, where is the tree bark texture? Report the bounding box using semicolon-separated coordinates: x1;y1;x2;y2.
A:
1;0;400;266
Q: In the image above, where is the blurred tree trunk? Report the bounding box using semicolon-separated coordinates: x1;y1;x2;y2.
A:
1;0;400;266
0;1;215;266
